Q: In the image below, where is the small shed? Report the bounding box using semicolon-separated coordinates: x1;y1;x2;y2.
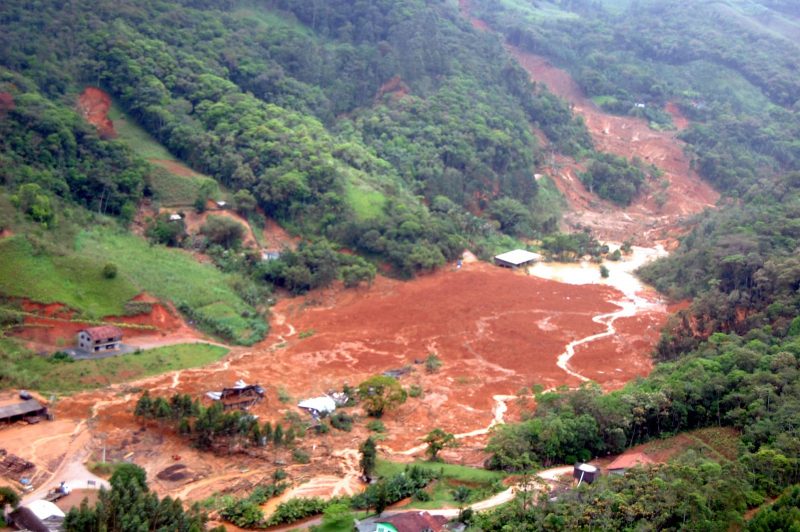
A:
494;249;542;269
0;399;48;425
77;325;123;353
573;463;599;485
607;452;654;475
206;381;265;411
298;396;336;419
169;213;182;221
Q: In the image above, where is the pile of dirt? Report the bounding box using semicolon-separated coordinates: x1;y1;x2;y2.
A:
77;87;116;139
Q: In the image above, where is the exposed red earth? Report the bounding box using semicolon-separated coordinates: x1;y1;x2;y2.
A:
3;259;667;510
6;18;720;519
77;87;116;139
508;48;719;245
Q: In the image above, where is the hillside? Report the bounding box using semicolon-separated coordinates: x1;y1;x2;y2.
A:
2;0;800;531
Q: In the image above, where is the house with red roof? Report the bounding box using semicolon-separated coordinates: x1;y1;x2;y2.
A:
371;511;449;532
77;325;123;353
607;452;655;475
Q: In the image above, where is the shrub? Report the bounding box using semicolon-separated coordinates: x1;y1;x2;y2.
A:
330;412;354;432
408;384;423;398
292;448;310;464
367;420;386;433
425;353;442;374
102;262;118;279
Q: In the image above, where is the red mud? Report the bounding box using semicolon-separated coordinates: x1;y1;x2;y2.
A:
40;260;667;504
508;47;719;245
77;87;116;139
376;75;411;102
665;102;690;131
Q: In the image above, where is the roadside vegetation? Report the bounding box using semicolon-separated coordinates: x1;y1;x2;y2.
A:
0;342;227;394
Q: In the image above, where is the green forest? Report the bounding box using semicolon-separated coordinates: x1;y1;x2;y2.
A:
2;0;800;529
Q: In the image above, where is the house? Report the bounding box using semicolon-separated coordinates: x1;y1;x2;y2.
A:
573;463;599;485
8;499;65;532
607;452;654;475
494;249;542;269
297;396;336;419
0;399;48;425
76;326;123;353
215;200;227;209
368;512;448;532
206;380;265;411
169;213;182;221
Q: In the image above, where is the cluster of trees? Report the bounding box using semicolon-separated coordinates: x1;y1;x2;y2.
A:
579;154;648;206
639;173;800;359
217;474;289;529
0;0;599;282
257;239;375;293
64;464;215;531
472;0;800;195
485;328;800;527
134;392;300;453
0;69;146;221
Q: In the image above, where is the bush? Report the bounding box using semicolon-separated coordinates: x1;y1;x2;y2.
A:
292;448;310;464
330;412;354;432
367;420;386;433
265;497;330;526
50;351;74;363
425;353;442;374
408;384;423;398
414;488;431;502
102;263;118;279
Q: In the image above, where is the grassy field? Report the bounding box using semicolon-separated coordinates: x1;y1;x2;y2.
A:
148;167;219;208
345;182;386;220
376;459;506;508
109;102;219;207
0;236;139;318
74;227;265;344
108;103;175;160
0;340;228;393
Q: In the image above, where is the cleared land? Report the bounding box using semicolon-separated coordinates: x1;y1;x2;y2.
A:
4;343;228;394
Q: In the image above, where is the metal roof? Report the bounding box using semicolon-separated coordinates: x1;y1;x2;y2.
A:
298;396;336;414
27;499;65;521
0;399;45;420
494;249;542;265
575;463;598;473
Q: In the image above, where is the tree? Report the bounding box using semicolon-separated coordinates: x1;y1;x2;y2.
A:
321;502;353;529
599;264;610;278
360;437;377;480
200;215;245;249
0;486;20;510
357;375;407;417
233;189;257;215
423;428;457;461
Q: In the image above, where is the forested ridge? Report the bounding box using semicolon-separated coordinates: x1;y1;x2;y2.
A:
0;0;591;268
461;0;800;529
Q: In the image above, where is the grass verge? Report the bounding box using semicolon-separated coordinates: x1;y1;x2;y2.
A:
0;338;227;393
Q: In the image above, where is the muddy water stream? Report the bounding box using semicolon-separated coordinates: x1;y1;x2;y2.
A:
529;244;667;381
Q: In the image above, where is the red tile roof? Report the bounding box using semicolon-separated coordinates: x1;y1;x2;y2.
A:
383;511;448;532
82;325;123;340
607;452;655;470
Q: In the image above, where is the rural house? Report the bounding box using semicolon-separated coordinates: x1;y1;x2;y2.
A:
607;452;654;475
206;380;265;411
494;249;542;269
76;325;123;353
359;511;449;532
